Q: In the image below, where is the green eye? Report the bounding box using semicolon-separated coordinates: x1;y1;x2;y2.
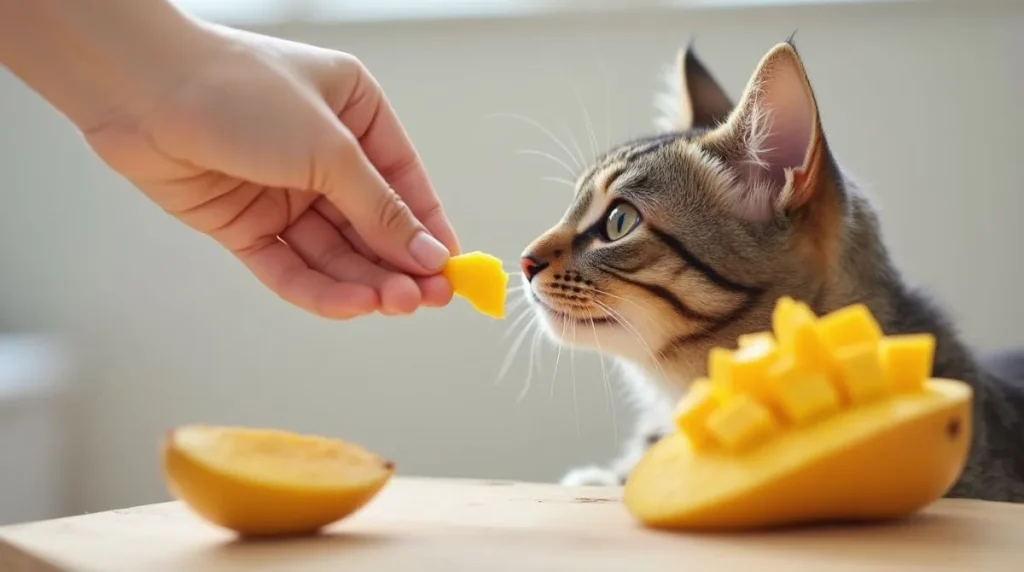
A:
604;202;641;241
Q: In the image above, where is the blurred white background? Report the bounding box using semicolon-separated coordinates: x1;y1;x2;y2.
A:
1;0;1021;523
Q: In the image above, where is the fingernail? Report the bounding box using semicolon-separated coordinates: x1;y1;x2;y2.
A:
408;231;450;272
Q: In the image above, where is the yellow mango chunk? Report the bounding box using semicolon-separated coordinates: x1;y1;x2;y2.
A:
814;303;884;352
729;334;780;400
832;342;889;405
162;425;394;537
772;296;816;348
879;334;936;393
790;320;833;372
705;394;780;452
765;355;841;424
674;379;720;451
442;251;510;319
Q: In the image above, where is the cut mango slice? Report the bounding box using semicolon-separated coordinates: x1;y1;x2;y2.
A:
626;297;970;531
442;251;510;319
162;425;394;537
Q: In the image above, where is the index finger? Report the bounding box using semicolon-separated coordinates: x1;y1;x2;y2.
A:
330;58;460;256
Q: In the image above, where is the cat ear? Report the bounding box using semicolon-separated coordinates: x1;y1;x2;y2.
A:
703;41;839;223
679;44;734;130
656;43;733;131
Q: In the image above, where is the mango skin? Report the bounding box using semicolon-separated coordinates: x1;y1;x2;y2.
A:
162;426;394;537
623;378;972;532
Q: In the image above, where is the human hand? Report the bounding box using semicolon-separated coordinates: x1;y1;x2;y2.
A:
82;23;460;320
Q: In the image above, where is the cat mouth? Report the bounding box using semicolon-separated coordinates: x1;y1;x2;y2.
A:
530;291;614;326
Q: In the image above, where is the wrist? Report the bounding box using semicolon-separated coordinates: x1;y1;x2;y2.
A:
0;0;220;131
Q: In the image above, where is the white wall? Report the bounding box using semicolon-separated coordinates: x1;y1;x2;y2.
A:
1;0;1021;515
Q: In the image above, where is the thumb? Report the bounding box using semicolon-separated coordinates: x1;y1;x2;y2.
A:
317;131;450;276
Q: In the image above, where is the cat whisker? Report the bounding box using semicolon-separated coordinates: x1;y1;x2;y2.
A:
515;149;578;180
500;304;534;342
589;312;617;443
585;284;653;317
550;317;568;401
571;83;601;165
592;298;668;381
541;176;578;191
570;319;580;436
485;112;584;172
518;326;546;404
496;315;539;387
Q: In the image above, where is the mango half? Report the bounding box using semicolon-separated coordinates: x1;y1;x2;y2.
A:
162;425;394;537
623;298;972;532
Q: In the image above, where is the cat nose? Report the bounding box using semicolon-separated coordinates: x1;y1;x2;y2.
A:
520;256;549;282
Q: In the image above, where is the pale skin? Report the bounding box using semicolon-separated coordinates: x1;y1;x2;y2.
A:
0;0;461;320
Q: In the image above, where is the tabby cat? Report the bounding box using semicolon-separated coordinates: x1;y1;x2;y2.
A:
518;40;1024;502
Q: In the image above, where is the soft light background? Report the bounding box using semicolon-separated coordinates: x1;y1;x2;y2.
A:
1;0;1021;523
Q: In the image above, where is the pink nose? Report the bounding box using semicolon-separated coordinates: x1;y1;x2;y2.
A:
520;256;548;281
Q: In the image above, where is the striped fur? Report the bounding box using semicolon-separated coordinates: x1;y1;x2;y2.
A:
520;41;1024;500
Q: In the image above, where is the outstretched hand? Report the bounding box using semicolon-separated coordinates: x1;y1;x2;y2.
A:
84;25;460;319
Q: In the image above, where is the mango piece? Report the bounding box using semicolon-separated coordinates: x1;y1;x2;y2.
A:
624;379;972;531
832;342;889;404
879;334;936;393
772;296;815;348
710;340;776;403
732;334;780;386
814;303;884;352
765;355;841;424
773;298;832;372
705;394;780;452
674;379;720;451
162;425;394;537
623;298;972;532
442;251;510;319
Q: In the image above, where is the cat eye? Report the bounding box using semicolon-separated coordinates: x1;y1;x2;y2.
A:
603;202;641;241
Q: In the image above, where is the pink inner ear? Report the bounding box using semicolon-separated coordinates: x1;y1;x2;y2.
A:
755;63;815;190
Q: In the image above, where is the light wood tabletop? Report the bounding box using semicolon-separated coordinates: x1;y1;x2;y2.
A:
1;477;1023;571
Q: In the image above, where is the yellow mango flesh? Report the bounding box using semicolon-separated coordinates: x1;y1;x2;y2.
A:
442;251;510;319
162;425;394;537
623;296;972;531
624;379;970;531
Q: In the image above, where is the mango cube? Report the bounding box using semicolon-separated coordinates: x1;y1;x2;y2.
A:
705;394;779;451
879;334;936;393
772;297;817;347
765;355;841;424
790;322;833;372
814;303;884;352
674;379;720;450
731;334;780;391
832;342;889;404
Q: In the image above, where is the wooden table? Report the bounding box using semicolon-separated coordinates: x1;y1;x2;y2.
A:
1;477;1023;571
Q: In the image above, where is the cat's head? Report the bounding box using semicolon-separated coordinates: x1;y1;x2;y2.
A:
519;41;850;389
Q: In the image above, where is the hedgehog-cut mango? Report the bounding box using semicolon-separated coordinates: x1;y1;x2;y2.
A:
623;297;972;532
442;251;509;319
